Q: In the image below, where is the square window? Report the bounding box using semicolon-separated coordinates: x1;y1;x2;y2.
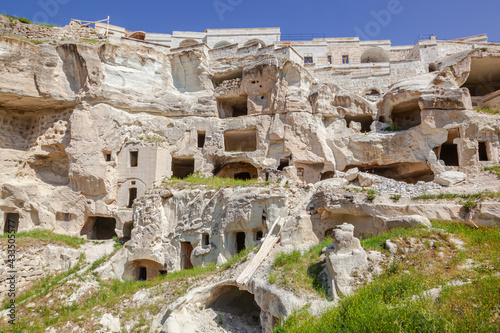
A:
304;57;313;64
104;152;111;162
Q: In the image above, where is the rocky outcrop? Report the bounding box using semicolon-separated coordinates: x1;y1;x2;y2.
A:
325;223;368;299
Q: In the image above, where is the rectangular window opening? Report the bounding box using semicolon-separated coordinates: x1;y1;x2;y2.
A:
198;131;206;148
130;151;138;167
478;141;489;161
128;188;137;208
342;55;349;64
304;56;313;64
203;233;210;246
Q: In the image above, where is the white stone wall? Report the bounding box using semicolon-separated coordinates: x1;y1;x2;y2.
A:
312;61;426;94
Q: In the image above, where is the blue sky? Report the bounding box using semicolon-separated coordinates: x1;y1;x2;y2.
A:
2;0;499;45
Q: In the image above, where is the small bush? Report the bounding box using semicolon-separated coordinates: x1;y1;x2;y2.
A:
462;199;478;211
17;17;31;24
475;106;500;115
483;165;500;178
365;193;376;201
382;124;400;132
390;194;402;201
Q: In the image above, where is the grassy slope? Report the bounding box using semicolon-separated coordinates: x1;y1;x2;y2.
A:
273;222;500;333
1;244;258;332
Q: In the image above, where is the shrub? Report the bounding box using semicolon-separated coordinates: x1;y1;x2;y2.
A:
382;124;400;132
366;193;376;201
390;194;402;200
462;199;478;211
17;17;31;24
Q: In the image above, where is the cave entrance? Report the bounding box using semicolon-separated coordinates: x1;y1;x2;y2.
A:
345;115;372;132
217;96;248;118
128;187;137;208
320;171;335;180
236;232;246;253
436;128;460;166
215;162;258;180
390;99;422;130
224;129;257;152
122;222;134;242
207;285;261;326
463;57;500;97
172;157;195;179
138;267;147;281
180;242;193;270
3;213;19;234
129;259;165;281
347;162;434;184
92;217;117;240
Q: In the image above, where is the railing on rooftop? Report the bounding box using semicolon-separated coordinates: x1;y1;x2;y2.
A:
281;33;326;41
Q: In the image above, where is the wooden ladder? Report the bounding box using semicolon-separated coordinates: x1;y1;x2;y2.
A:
236;216;284;286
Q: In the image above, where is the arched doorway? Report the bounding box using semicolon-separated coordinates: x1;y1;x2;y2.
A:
360;47;390;63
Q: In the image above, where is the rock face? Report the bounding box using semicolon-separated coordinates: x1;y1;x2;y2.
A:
325;223;368;299
435;171;467;186
0;21;499;288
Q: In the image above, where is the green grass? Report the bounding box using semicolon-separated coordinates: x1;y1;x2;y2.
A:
137;133;167;143
274;222;500;332
360;225;431;251
1;34;45;45
3;254;85;310
35;22;60;27
0;229;85;248
475;106;500;115
162;172;271;189
269;238;332;297
382;124;401;132
4;242;258;332
483;166;500;179
78;38;103;44
412;191;500;201
2;14;59;27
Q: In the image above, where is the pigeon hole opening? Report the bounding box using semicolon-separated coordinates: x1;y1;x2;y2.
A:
255;230;263;241
3;213;19;233
172;157;195;179
345;115;372;132
224;129;257;152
